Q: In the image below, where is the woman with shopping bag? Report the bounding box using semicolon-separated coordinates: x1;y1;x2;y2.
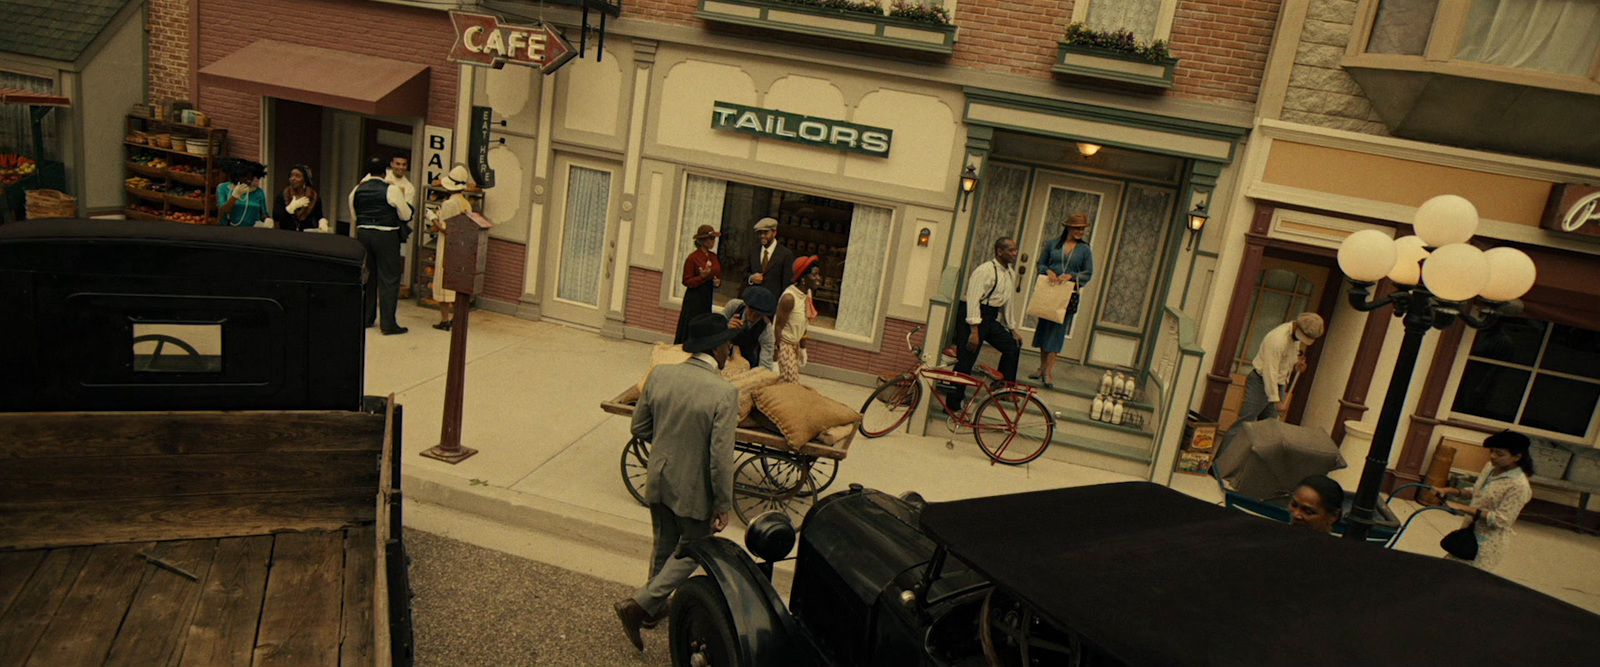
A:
1027;213;1094;388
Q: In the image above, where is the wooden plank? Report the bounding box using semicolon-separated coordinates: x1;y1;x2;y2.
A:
0;411;384;459
340;526;376;667
24;542;154;667
1;451;381;503
0;489;376;551
252;532;345;667
373;395;395;667
0;547;90;666
176;536;273;667
103;539;219;667
0;550;46;617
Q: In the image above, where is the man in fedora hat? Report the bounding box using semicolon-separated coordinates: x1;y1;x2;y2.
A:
721;285;779;372
745;217;794;294
674;224;723;344
425;165;477;331
614;313;740;652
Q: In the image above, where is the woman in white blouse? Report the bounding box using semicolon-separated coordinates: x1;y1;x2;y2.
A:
1434;430;1535;573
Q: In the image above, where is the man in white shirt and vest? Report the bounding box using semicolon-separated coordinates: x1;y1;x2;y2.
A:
1233;312;1324;432
948;236;1023;410
350;156;415;335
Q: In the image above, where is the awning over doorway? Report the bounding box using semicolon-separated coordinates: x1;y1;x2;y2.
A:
0;89;71;107
198;40;430;118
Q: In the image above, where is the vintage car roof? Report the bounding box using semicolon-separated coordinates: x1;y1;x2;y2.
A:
919;482;1600;667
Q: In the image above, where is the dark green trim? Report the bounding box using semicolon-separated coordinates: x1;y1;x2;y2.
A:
963;88;1248;164
697;0;957;55
1194;249;1220;258
1053;42;1178;92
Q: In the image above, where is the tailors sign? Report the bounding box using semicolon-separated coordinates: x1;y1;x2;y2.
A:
711;102;892;158
449;11;577;75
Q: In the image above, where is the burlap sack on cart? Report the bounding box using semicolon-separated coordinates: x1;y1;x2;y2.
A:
1025;274;1076;324
26;189;76;219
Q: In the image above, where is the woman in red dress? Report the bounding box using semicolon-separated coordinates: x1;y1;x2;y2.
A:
674;224;723;344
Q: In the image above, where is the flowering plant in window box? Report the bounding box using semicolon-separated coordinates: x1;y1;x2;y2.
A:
1055;22;1179;91
887;1;952;25
780;0;884;16
697;0;959;55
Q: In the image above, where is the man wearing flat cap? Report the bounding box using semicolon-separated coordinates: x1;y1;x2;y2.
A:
745;217;794;294
614;313;739;652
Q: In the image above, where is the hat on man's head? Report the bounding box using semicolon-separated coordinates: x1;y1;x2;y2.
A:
682;313;740;354
793;255;820;282
1293;313;1325;342
754;217;779;232
694;224;721;240
1064;213;1090;228
742;286;778;317
440;165;475;192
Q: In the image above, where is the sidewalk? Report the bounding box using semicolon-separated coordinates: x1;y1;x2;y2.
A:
373;302;1600;613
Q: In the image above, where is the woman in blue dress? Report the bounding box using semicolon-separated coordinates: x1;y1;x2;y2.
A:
1029;213;1093;388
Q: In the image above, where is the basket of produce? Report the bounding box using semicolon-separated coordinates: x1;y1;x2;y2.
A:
125;177;166;202
185;138;209;155
126;160;165;179
126;132;147;145
166;164;211;186
166;210;209;224
26;189;76;219
166;187;212;210
0;154;37;185
150;133;173;149
124;203;165;221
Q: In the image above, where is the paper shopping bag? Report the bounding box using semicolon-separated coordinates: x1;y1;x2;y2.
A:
1025;274;1076;324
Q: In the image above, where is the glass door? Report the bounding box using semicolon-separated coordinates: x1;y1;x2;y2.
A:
1218;257;1329;430
1017;171;1124;363
542;155;619;328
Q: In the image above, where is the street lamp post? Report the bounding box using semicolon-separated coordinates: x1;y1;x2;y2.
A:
1336;195;1537;542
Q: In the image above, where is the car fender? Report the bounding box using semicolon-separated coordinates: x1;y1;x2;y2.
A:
682;536;830;667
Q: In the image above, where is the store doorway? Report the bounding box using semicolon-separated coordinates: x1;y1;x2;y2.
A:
1016;170;1123;363
1217;256;1332;431
542;154;622;328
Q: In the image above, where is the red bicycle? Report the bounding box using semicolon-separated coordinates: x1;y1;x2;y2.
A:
858;326;1056;465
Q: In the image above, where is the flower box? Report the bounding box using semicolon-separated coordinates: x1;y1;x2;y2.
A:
1054;42;1179;91
697;0;957;55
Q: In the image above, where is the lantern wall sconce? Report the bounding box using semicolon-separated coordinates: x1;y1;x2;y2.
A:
958;164;980;212
1185;192;1211;250
1076;142;1102;157
918;227;932;247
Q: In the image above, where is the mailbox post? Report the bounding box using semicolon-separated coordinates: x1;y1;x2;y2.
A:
421;211;492;464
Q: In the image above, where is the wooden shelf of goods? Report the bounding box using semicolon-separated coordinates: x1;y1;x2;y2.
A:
412;186;485;300
123;114;227;225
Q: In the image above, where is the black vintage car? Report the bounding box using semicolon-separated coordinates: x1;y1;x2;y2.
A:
668;482;1600;667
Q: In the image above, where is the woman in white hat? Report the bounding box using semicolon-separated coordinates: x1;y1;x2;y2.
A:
427;165;476;331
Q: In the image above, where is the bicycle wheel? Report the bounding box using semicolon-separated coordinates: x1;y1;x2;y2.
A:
972;390;1055;465
733;453;818;526
619;437;650;506
858;376;922;437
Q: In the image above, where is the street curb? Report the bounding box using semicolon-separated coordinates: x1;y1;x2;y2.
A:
403;467;654;559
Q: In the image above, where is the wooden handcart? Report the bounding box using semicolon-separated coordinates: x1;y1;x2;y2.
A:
601;385;852;526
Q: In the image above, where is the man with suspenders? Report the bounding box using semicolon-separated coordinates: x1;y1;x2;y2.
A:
947;236;1023;411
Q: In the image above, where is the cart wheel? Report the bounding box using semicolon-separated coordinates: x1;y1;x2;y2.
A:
733;453;818;526
859;376;922;437
758;455;838;497
972;390;1055;465
619;437;650;506
670;576;743;667
979;587;1080;667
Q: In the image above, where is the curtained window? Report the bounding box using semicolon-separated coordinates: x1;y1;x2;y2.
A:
555;166;612;306
1455;0;1600;76
674;173;893;337
0;71;58;159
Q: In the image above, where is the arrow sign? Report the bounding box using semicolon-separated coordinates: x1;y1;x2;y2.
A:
449;11;578;75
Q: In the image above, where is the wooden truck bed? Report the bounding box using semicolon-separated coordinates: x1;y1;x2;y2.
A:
0;401;401;667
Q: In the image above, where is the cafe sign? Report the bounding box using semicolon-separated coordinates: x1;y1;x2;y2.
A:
1541;182;1600;238
711;101;892;158
449;11;577;75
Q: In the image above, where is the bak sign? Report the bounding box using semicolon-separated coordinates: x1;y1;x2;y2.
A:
449;11;577;75
711;102;892;158
1541;182;1600;238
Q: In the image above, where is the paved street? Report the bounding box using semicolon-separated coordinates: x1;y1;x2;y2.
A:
409;528;671;667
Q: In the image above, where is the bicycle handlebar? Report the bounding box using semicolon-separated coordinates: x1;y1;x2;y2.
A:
906;326;924;357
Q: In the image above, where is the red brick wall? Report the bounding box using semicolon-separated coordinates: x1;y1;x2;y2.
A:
481;238;527;304
627;0;1278;108
182;0;458;160
626;268;922;378
148;0;190;103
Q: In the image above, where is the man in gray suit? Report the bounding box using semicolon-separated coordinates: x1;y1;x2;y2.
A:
614;313;740;651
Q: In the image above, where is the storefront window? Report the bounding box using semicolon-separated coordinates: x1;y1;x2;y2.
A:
1451;317;1600;437
675;174;893;338
0;71;58;160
